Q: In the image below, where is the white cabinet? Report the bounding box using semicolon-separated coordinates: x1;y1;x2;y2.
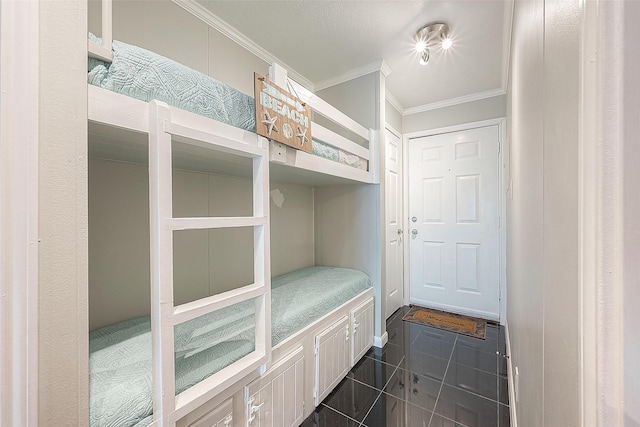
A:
350;297;374;366
313;316;350;406
180;398;233;427
245;346;304;427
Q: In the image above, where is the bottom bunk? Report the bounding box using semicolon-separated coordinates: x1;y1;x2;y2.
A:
89;266;374;427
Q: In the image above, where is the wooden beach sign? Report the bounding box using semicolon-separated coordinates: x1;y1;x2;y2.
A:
254;73;312;153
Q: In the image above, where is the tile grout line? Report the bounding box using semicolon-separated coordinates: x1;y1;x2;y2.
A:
427;334;458;427
357;354;405;427
319;403;363;425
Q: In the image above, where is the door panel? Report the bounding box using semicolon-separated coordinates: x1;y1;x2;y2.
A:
385;129;404;319
408;126;499;320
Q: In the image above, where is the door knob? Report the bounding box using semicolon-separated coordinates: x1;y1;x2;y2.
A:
411;216;417;223
411;229;418;236
397;229;403;235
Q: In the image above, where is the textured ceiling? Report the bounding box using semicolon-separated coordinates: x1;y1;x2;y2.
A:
195;0;511;112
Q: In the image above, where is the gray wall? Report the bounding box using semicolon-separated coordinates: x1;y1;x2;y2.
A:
403;95;506;134
89;0;269;96
314;184;381;305
385;100;402;133
89;158;314;330
316;73;378;131
507;0;581;424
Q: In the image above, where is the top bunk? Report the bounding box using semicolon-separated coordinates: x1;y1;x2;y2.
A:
87;2;378;187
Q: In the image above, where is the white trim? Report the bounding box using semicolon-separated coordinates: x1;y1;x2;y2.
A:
502;0;515;95
403;88;506;116
385;91;405;116
592;2;625;425
505;322;518;427
579;0;598;424
87;0;113;62
403;118;507;323
404;118;506;140
172;0;315;91
0;0;39;425
384;123;401;141
402;132;410;308
380;60;392;77
314;60;391;92
373;332;388;349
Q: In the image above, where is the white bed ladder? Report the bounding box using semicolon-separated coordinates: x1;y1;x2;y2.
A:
148;101;271;426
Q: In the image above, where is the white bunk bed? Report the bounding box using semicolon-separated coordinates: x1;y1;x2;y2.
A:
87;3;378;427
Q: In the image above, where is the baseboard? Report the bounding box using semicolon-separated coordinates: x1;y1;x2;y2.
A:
373;332;388;348
505;321;518;427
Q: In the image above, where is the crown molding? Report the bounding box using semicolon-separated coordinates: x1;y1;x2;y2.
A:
172;0;316;91
403;88;506;116
380;60;392;77
385;90;405;115
314;59;390;91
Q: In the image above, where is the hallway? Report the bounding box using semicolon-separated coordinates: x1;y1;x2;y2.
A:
302;306;510;426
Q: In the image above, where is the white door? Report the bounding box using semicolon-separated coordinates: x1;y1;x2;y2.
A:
408;126;500;320
385;128;404;319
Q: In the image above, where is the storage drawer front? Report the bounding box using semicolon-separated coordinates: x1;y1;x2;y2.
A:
314;316;350;406
183;398;233;427
351;297;374;366
246;347;304;427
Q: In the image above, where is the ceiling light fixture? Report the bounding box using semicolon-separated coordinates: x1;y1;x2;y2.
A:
414;22;452;65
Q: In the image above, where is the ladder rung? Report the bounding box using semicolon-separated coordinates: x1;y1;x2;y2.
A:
167;216;266;231
172;283;266;325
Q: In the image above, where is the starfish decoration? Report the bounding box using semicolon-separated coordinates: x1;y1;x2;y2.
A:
261;111;278;135
296;126;309;147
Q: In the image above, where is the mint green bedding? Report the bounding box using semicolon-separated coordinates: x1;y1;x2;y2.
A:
89;266;372;427
87;35;357;167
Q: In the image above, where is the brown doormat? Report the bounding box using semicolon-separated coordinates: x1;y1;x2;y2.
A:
402;306;487;339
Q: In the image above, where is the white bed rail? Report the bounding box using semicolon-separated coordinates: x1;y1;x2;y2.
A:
148;101;271;426
88;0;112;62
273;65;378;183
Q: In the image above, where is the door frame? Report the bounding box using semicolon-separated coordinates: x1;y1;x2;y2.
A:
384;123;404;319
403;118;507;324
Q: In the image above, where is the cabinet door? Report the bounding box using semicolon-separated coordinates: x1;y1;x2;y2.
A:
351;297;374;366
246;346;304;427
183;398;233;427
314;316;350;406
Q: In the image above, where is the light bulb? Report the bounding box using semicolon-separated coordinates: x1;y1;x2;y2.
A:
441;37;453;50
419;49;430;65
415;40;427;53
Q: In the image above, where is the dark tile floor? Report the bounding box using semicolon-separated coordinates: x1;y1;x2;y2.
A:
301;306;510;427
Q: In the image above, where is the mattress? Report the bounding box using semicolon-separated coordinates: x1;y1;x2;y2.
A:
88;35;366;170
89;266;372;427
